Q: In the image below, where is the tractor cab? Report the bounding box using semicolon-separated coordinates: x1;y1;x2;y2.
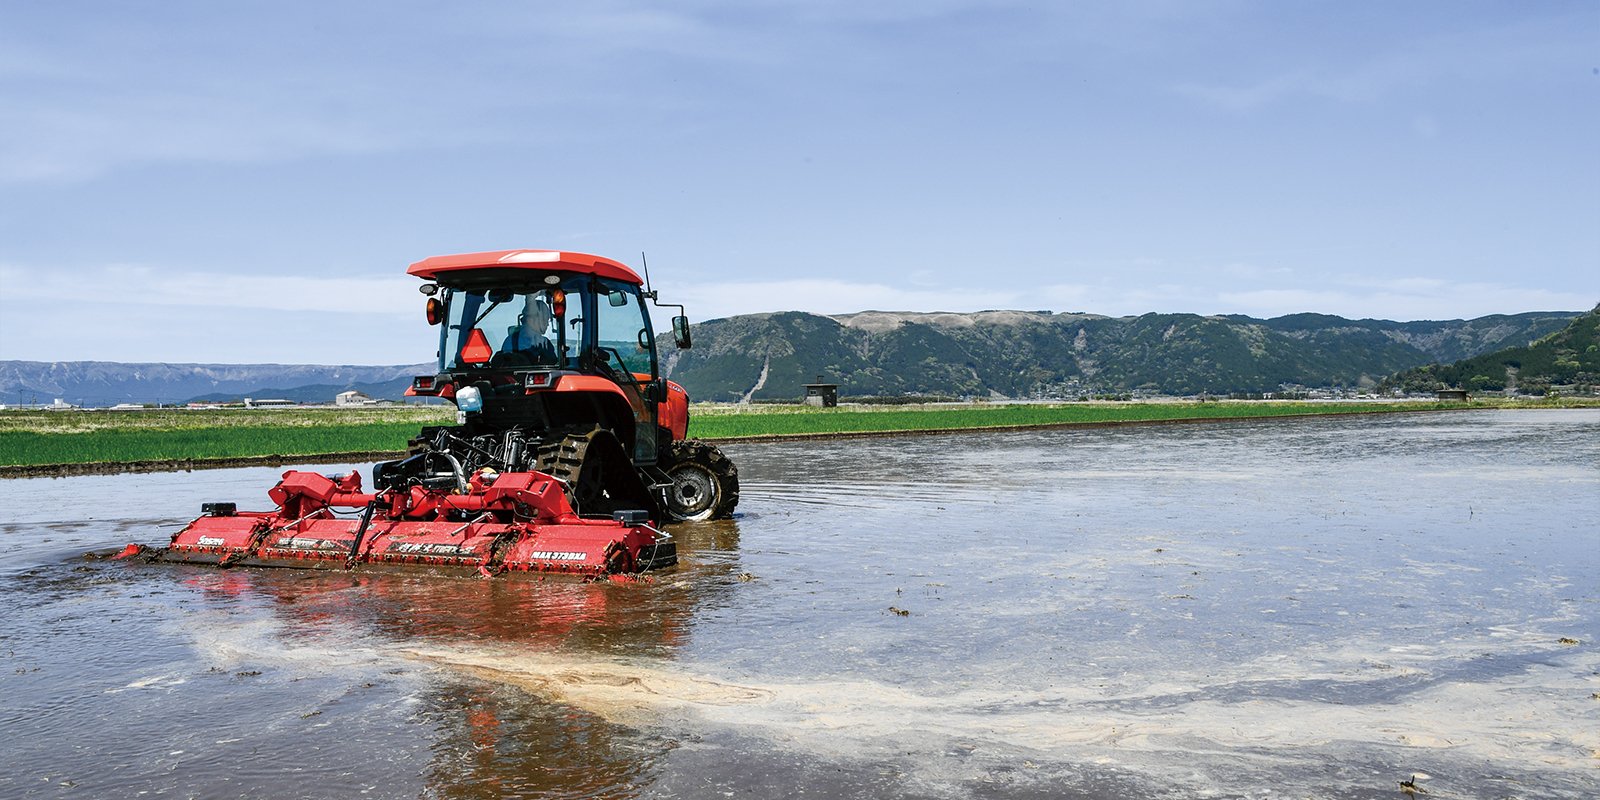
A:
434;275;662;381
407;251;690;463
391;250;729;523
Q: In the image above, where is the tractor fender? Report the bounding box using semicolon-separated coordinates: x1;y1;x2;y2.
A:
548;374;647;452
659;380;689;442
552;374;639;411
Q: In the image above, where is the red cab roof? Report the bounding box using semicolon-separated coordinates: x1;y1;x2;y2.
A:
407;249;643;285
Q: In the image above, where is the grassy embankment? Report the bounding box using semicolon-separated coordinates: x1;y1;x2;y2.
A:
7;398;1592;469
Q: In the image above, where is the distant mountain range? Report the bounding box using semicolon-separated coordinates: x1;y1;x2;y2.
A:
660;309;1584;400
0;362;431;407
1;308;1586;407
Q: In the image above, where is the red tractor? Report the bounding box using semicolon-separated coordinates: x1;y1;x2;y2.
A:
391;248;738;524
141;250;737;578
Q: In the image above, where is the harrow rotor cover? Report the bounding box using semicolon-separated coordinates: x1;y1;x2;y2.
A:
134;468;675;580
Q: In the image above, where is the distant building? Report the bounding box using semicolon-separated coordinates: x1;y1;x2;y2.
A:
1436;389;1470;402
802;375;838;408
335;390;378;407
243;398;297;409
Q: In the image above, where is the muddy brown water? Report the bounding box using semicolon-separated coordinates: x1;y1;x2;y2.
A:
1;409;1595;799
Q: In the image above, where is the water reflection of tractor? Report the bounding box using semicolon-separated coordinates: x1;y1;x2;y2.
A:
136;250;739;579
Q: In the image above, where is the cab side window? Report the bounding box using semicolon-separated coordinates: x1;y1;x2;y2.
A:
592;280;654;377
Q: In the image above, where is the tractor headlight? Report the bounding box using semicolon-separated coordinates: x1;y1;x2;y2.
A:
456;385;483;412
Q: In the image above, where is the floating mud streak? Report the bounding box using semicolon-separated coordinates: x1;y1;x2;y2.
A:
1;409;1596;799
410;635;1599;774
407;648;776;726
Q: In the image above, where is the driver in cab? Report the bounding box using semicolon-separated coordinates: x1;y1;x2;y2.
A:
498;293;558;365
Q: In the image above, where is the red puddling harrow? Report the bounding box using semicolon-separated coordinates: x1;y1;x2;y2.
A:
127;468;672;580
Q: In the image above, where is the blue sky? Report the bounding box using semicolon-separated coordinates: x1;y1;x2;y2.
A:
1;1;1595;364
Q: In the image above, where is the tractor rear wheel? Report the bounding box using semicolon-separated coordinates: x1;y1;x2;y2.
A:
660;440;739;521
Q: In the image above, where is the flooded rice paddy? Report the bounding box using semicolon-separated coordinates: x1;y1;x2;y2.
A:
1;408;1596;799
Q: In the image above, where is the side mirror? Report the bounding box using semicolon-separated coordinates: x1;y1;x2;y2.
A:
672;316;692;349
645;378;669;404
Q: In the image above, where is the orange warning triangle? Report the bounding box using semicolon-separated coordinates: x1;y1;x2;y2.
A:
461;328;493;364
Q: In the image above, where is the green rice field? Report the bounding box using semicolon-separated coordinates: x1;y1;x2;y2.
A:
0;407;454;468
683;400;1477;439
0;400;1519;469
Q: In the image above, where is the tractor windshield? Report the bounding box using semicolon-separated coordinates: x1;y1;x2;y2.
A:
437;275;656;377
440;276;586;371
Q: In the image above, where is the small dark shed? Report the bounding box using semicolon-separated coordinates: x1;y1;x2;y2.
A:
803;375;838;407
1436;389;1469;402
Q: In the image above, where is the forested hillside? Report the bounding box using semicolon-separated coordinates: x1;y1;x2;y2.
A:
1378;306;1599;395
662;309;1579;401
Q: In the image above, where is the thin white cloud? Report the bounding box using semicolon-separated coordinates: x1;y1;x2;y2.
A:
0;2;1271;183
1174;9;1591;111
0;301;435;364
1034;256;1596;321
1216;284;1595;321
1031;278;1217;319
668;274;1595;326
0;1;859;183
0;7;619;182
1339;275;1449;294
0;46;503;183
673;278;1020;322
0;264;416;314
4;264;1587;363
1220;262;1292;279
1174;72;1307;111
0;263;437;362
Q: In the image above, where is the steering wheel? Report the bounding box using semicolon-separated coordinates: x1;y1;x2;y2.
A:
593;347;640;387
